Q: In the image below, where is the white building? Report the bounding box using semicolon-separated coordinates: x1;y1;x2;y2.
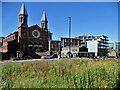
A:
108;41;120;51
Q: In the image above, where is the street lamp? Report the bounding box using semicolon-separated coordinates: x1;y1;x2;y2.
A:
68;17;71;58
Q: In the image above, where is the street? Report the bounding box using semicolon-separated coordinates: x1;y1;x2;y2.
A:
0;57;84;65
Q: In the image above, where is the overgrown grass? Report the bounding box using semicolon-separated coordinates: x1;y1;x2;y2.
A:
0;64;2;88
1;58;120;89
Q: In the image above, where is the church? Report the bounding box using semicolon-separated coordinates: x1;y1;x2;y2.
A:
2;3;52;59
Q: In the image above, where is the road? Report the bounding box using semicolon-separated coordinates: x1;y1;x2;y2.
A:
0;57;119;65
0;58;57;64
0;58;80;65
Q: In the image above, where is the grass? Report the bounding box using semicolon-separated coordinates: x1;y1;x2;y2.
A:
0;58;120;89
0;64;2;83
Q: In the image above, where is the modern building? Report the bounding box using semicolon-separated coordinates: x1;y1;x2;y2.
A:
108;41;120;57
108;41;120;51
2;3;52;59
115;41;120;51
108;41;115;49
61;34;109;57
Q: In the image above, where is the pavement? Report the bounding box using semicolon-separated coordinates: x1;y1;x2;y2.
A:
1;57;119;64
0;57;81;64
0;58;57;64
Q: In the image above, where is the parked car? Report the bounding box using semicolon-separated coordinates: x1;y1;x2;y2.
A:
41;55;53;59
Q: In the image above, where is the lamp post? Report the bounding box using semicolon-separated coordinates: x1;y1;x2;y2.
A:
68;17;71;58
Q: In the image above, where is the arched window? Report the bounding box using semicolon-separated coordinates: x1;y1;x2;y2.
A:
39;43;43;47
34;42;39;47
28;42;33;47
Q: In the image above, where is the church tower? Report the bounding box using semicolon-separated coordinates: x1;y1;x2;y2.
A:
17;2;28;58
41;11;48;30
19;2;28;27
18;2;28;40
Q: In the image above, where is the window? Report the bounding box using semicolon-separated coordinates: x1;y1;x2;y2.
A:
21;17;23;22
64;39;66;42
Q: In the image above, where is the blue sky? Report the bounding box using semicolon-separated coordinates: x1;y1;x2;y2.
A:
1;2;118;41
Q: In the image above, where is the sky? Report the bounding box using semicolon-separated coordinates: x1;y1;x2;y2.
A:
1;2;119;41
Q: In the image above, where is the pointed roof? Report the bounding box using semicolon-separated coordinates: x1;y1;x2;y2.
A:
41;11;47;21
19;2;28;15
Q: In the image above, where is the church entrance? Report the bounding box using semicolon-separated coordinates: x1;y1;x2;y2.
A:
28;42;43;52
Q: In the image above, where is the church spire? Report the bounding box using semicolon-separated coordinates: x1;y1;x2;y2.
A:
19;2;28;16
41;11;47;21
19;2;28;27
41;11;48;30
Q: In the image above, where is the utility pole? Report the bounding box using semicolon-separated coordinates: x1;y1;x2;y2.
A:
68;17;71;58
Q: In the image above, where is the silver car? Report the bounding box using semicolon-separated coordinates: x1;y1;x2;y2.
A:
41;55;52;59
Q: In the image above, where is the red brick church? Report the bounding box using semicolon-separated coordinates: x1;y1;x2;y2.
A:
2;3;52;59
